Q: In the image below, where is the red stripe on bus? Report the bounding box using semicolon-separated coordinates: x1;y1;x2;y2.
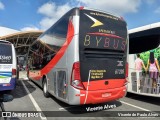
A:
41;20;75;75
29;71;41;80
87;32;124;40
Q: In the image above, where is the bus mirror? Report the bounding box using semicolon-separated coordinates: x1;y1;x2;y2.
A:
0;94;13;102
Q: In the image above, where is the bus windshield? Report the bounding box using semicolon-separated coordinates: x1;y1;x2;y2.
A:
79;9;127;51
79;9;128;82
0;43;12;64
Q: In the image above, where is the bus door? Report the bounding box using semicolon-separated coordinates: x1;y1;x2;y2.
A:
56;70;67;99
52;71;57;96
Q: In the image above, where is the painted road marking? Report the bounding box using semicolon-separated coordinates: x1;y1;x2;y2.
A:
21;80;47;120
59;106;78;111
120;100;160;115
60;100;155;112
120;100;150;111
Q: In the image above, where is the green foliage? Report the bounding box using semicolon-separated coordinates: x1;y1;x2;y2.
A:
140;48;160;65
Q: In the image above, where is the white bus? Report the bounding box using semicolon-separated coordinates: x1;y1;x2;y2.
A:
27;7;128;105
0;40;18;91
128;22;160;97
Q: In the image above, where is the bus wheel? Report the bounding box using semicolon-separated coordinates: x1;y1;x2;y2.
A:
43;78;50;98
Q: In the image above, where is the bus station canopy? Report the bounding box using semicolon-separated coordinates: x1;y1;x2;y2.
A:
129;22;160;54
0;31;43;55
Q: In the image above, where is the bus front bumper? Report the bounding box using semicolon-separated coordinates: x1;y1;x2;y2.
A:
0;78;16;91
80;86;126;104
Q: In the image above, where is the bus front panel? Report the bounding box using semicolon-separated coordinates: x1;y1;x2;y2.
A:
79;9;128;103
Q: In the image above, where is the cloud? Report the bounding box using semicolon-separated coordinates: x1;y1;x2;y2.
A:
37;0;142;30
77;0;141;15
16;0;30;6
38;2;56;18
145;0;155;5
154;7;160;14
38;2;72;30
21;26;40;31
0;2;5;10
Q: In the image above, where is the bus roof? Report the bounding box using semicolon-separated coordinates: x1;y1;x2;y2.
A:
0;40;12;44
129;22;160;34
81;7;122;19
129;22;160;54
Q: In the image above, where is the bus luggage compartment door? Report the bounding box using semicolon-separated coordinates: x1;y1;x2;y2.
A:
57;70;67;99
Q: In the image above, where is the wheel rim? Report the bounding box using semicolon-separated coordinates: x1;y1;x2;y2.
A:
44;82;47;93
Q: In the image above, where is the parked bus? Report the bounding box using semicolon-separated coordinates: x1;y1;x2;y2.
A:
0;40;17;91
128;22;160;97
27;7;128;105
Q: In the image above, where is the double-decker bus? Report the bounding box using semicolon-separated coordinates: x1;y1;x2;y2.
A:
0;40;17;91
128;22;160;97
27;7;128;105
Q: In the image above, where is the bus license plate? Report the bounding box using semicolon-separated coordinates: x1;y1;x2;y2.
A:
0;78;9;83
102;93;111;97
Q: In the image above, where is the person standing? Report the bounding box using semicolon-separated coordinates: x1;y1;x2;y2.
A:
146;52;160;93
135;54;146;71
135;54;146;93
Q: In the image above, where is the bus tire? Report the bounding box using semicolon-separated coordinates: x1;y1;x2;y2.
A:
43;78;50;98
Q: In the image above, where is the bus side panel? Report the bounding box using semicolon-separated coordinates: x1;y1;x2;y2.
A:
128;54;135;92
49;15;81;104
40;15;80;104
12;44;17;72
9;45;17;90
28;9;82;105
0;64;15;91
67;15;81;105
67;34;81;104
47;15;81;104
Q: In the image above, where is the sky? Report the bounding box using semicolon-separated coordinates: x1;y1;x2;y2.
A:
0;0;160;31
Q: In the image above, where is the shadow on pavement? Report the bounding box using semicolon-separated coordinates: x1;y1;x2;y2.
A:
65;101;122;116
47;93;122;117
126;92;160;106
1;79;36;100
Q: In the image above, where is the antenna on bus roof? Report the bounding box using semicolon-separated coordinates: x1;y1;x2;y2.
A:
120;16;124;21
79;6;84;10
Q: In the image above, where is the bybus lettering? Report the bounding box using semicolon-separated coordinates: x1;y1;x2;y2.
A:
84;34;126;50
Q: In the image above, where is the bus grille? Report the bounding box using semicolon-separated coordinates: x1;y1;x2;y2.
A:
83;48;124;59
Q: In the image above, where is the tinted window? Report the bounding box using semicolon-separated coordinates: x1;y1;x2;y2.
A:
46;16;69;38
0;43;12;64
28;9;74;70
129;30;160;54
79;9;128;82
79;10;127;51
39;12;70;51
28;40;55;70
